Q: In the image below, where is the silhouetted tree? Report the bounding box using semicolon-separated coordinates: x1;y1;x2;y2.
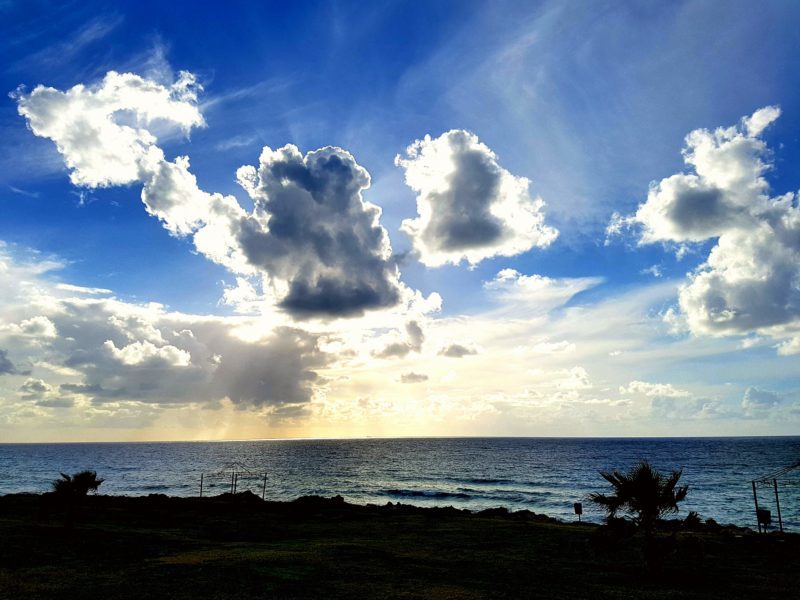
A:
52;470;104;497
588;460;688;533
48;470;104;528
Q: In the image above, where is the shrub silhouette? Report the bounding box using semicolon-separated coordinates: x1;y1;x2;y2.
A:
683;510;702;531
52;470;105;497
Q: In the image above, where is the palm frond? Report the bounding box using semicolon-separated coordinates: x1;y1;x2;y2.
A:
589;460;689;530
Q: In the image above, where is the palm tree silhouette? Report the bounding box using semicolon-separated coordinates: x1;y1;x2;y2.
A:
49;470;104;527
52;470;104;497
589;460;688;534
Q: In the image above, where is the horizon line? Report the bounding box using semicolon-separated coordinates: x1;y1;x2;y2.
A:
2;433;799;445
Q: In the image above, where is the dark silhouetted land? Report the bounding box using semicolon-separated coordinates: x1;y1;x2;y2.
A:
0;492;797;599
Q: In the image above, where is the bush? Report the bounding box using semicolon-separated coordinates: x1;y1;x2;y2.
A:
683;511;702;531
52;470;104;497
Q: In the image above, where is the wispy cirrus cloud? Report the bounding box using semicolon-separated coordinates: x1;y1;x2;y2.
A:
7;185;40;198
7;14;123;73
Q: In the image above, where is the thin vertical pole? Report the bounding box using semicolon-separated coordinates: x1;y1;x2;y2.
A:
200;473;204;498
752;481;762;533
230;472;235;494
234;472;238;494
262;473;267;500
774;479;783;533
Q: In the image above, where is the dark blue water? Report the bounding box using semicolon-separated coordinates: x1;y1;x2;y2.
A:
1;437;798;529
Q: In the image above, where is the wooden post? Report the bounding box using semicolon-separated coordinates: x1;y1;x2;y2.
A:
752;480;761;533
262;473;267;500
200;473;204;498
230;472;235;494
234;472;239;494
774;479;784;533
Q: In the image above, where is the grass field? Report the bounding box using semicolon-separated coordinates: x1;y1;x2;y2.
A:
0;493;797;599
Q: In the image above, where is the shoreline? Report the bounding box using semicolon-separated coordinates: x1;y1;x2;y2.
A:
0;490;760;534
0;489;778;533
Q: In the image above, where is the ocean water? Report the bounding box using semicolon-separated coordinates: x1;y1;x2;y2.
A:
1;437;798;530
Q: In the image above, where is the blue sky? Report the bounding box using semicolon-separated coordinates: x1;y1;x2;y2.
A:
1;0;799;441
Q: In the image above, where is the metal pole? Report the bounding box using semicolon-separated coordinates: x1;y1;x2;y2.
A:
262;473;267;500
752;480;762;533
774;479;784;533
200;473;204;498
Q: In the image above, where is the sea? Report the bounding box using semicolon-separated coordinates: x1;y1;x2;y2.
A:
1;437;798;530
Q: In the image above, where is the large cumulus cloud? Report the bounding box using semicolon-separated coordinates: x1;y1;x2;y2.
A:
235;145;401;317
15;70;204;188
612;107;800;352
396;130;558;267
15;70;405;319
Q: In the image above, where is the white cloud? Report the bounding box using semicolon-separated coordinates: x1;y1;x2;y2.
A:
15;70;204;188
7;316;58;338
55;283;113;295
620;380;691;398
777;336;800;356
104;340;191;367
396;130;558;266
554;366;592;390
742;386;782;416
612;106;800;352
484;268;602;313
15;70;412;320
234;144;403;317
641;265;663;278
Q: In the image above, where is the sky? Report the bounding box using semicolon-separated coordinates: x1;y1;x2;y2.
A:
1;0;799;442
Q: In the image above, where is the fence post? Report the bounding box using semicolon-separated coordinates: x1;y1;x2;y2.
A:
752;480;761;533
262;473;267;500
774;479;783;533
230;472;235;494
200;473;204;498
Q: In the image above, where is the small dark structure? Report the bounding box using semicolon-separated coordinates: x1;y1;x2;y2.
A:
573;502;583;521
751;460;800;533
200;462;268;500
